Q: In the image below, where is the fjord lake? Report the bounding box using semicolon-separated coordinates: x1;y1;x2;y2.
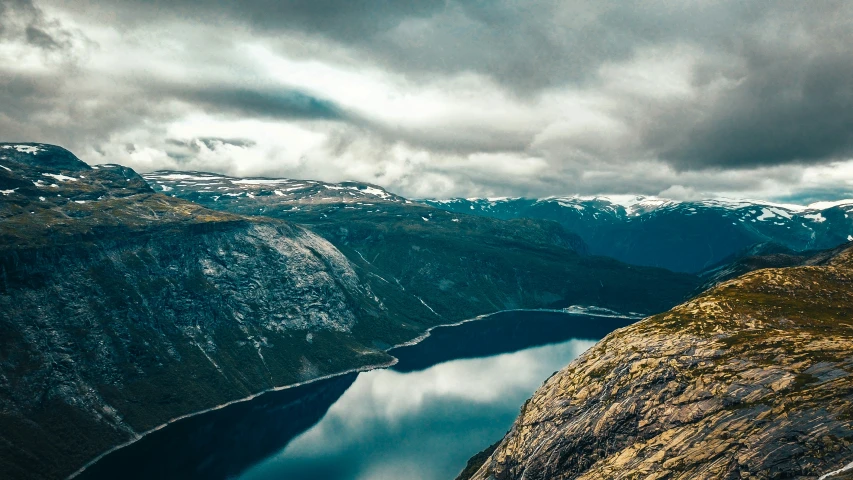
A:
76;311;635;480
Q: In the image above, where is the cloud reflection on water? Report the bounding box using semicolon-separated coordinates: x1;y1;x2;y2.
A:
238;339;596;480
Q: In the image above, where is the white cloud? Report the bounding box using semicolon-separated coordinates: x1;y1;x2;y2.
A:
3;1;853;201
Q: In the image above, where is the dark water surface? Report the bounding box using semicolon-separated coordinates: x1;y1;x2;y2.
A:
76;311;634;480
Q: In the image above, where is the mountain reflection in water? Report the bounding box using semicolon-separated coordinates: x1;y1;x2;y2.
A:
77;311;633;480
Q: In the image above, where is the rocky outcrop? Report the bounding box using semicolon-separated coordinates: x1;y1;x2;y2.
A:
466;245;853;480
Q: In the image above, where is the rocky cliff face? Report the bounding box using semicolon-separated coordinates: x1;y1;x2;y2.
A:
0;145;401;479
466;244;853;480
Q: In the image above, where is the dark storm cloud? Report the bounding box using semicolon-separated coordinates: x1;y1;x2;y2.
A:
24;24;60;49
174;86;347;121
1;0;79;51
97;0;629;90
0;60;167;153
659;57;853;170
0;0;102;148
643;7;853;170
102;0;447;40
97;0;766;90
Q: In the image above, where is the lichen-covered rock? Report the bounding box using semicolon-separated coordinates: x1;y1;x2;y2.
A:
468;246;853;480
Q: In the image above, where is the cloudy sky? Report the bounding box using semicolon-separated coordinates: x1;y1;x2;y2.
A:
2;0;853;201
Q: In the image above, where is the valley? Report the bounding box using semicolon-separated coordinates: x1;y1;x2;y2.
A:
4;143;853;480
5;3;853;479
73;310;632;480
0;144;696;479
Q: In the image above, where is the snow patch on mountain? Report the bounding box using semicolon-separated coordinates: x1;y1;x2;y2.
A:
804;213;827;223
143;171;407;210
432;195;853;217
1;145;44;154
809;200;853;210
756;207;793;221
42;173;79;182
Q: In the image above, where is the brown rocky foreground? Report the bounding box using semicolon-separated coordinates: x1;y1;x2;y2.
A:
466;246;853;480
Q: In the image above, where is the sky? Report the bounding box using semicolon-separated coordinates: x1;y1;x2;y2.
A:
2;0;853;201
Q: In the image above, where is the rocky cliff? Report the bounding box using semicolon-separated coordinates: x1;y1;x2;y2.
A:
0;144;401;479
465;244;853;480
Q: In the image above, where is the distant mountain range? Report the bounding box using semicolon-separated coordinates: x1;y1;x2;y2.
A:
424;196;853;273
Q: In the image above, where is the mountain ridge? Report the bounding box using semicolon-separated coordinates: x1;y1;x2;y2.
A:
430;194;853;215
424;196;853;272
0;144;408;480
142;168;704;316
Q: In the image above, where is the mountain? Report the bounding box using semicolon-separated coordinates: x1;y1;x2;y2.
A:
0;145;698;480
143;171;699;316
0;144;409;479
694;242;853;293
424;196;853;273
461;244;853;480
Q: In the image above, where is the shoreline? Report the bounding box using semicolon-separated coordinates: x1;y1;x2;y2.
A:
67;305;641;479
389;306;642;351
67;358;399;479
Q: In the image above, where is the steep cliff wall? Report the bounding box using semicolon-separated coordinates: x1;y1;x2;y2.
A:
0;144;405;479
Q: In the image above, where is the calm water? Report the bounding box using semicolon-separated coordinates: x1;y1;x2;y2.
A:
77;311;633;480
